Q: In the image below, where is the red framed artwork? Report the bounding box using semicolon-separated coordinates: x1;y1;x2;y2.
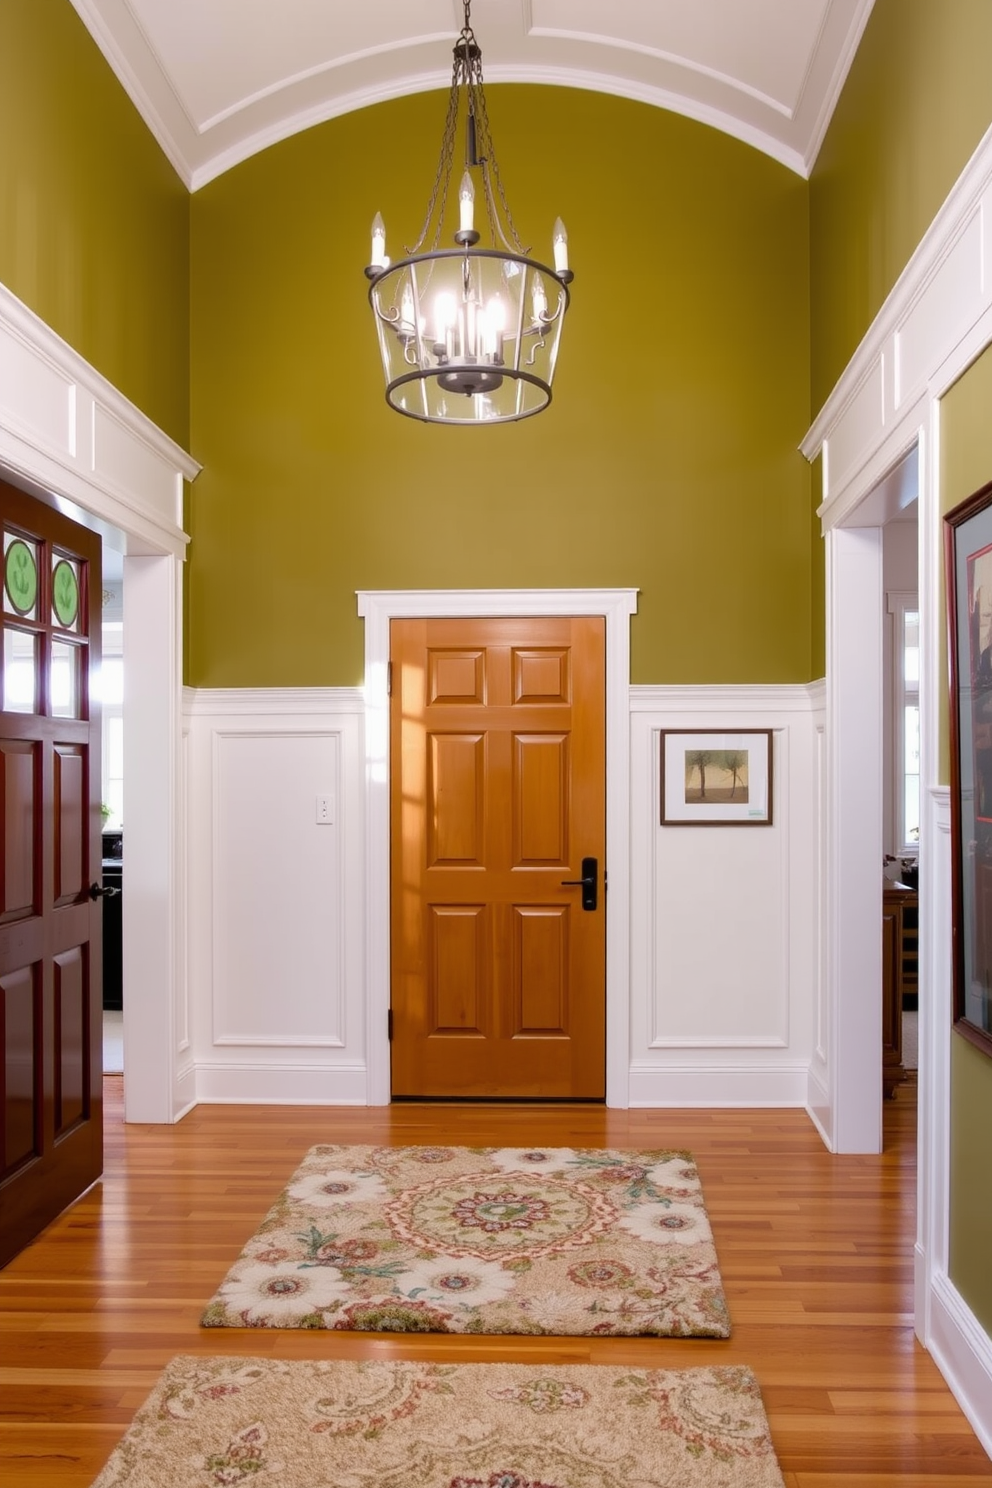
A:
945;478;992;1057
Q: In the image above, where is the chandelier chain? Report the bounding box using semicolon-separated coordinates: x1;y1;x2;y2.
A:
470;76;529;255
406;1;528;258
406;75;460;255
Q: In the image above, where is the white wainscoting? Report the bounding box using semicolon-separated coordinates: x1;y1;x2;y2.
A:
629;685;816;1107
184;688;367;1104
184;682;819;1111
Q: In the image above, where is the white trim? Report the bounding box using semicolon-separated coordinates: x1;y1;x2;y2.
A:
822;526;884;1153
629;1061;809;1107
186;686;365;716
630;682;817;712
182;687;366;1104
0;279;196;1125
800;110;992;1442
68;0;852;190
928;1273;992;1458
192;1061;370;1106
356;588;638;1107
0;281;198;554
804;122;992;520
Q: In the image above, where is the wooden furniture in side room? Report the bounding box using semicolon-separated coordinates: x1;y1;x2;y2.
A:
882;882;918;1097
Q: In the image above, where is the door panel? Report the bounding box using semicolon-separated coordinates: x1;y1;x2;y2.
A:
0;480;102;1268
390;615;605;1099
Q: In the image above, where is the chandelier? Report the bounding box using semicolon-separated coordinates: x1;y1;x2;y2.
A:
364;1;573;425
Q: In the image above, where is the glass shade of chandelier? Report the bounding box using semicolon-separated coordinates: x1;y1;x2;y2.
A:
365;1;573;425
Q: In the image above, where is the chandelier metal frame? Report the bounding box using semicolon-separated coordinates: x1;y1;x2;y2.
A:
364;0;573;425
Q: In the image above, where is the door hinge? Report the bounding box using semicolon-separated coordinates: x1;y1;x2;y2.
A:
387;1007;393;1041
387;661;393;697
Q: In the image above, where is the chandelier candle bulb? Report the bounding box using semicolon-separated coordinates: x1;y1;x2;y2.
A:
370;212;386;270
553;218;569;274
434;293;456;350
459;172;475;233
532;279;548;323
400;282;416;335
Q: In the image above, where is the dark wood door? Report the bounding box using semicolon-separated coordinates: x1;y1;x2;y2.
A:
390;616;606;1098
1;480;103;1268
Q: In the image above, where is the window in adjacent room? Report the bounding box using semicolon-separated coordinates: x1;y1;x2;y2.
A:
889;593;919;857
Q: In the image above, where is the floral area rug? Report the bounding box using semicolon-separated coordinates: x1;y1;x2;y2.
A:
200;1144;730;1337
91;1355;784;1488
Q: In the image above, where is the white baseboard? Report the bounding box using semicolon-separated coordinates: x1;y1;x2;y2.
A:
628;1062;808;1107
193;1061;370;1105
927;1271;992;1458
805;1062;833;1150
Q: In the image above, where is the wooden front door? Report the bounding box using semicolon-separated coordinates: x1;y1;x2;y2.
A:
0;481;103;1268
390;616;606;1098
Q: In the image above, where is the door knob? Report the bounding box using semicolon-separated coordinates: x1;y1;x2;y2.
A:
89;881;120;900
560;855;598;911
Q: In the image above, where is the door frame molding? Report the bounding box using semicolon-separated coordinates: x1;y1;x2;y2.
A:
357;588;639;1106
0;279;199;1124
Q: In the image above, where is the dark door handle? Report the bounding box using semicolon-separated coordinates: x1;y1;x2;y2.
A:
89;881;120;900
560;855;598;911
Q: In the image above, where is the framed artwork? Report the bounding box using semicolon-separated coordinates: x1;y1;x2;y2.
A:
660;729;773;826
945;479;992;1057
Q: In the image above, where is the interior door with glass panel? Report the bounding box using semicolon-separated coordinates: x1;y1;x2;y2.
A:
0;480;103;1268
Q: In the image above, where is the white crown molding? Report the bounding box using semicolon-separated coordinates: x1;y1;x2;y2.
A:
187;67;810;190
69;0;194;188
70;0;855;190
800;0;875;175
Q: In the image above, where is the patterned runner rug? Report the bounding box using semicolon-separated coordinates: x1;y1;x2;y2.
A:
201;1144;730;1337
91;1355;784;1488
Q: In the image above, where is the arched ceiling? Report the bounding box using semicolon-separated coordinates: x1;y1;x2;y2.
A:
70;0;874;190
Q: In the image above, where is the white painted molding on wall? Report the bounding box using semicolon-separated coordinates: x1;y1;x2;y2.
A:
628;682;815;1108
928;1271;992;1460
186;687;365;715
629;1062;810;1108
799;117;992;1456
183;687;367;1106
0;280;198;553
803;122;992;527
630;683;823;713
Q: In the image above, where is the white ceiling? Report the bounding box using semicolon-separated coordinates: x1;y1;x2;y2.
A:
70;0;874;190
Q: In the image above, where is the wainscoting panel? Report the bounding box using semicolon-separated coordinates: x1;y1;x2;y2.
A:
184;689;366;1104
629;686;816;1107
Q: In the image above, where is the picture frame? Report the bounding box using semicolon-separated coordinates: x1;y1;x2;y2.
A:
945;478;992;1058
660;729;773;826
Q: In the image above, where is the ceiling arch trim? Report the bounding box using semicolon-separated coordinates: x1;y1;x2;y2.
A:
69;0;874;191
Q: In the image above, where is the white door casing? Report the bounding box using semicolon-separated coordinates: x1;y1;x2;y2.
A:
357;588;638;1107
0;280;199;1124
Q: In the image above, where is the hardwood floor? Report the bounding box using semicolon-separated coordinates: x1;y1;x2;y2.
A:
1;1077;990;1486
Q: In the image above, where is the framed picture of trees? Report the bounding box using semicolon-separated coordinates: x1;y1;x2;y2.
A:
660;730;773;826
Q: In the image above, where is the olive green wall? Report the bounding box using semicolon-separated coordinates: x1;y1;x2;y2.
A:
939;346;992;1335
950;1035;992;1333
809;0;992;417
0;0;190;446
188;89;811;687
